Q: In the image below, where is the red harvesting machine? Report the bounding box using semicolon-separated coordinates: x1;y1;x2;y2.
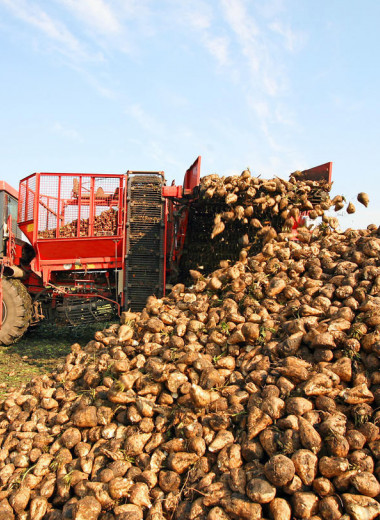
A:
0;158;332;345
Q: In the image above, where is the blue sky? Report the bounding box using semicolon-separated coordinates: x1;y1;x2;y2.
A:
0;0;379;229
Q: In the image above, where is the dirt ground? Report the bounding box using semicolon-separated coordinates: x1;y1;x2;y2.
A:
0;322;116;398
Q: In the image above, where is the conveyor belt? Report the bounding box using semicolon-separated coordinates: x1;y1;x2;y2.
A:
125;175;165;311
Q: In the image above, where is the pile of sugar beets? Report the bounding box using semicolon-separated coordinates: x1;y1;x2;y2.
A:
1;169;380;520
178;168;367;280
39;208;118;239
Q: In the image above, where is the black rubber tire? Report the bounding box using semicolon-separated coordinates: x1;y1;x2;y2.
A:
0;279;32;345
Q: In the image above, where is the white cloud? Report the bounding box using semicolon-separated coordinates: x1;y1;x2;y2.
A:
169;1;230;67
251;100;270;120
220;0;261;74
162;0;304;171
53;122;83;142
117;0;153;22
0;0;152;61
275;105;296;127
216;0;306;168
149;141;182;167
178;1;212;31
187;10;211;31
269;20;304;52
0;0;132;96
0;0;86;58
204;35;229;66
0;0;306;172
221;0;286;96
127;104;165;136
71;65;117;99
256;0;285;20
58;0;121;35
221;0;260;38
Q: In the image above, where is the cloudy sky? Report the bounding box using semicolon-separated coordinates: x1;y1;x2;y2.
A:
0;0;379;229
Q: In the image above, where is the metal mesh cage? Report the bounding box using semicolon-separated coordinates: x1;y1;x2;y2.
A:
18;180;26;223
24;173;125;240
26;176;36;221
93;177;121;237
38;176;59;238
18;176;36;223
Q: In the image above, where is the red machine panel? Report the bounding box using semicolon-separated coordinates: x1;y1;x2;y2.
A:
299;162;332;183
18;173;126;276
183;156;201;194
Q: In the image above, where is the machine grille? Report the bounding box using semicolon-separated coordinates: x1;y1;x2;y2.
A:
55;298;116;326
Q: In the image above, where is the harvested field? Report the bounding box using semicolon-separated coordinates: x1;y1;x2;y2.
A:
0;169;378;519
0;324;115;398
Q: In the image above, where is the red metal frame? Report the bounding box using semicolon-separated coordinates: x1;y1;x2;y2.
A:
18;172;126;282
0;170;168;327
183;156;201;194
291;162;333;234
5;215;15;264
299;162;332;183
15;168;181;314
163;198;169;293
162;156;202;276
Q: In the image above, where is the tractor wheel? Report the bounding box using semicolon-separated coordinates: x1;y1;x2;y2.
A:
0;279;32;345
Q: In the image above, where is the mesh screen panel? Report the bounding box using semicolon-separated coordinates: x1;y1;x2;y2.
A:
19;176;36;223
18;180;27;222
37;176;59;238
26;176;36;221
93;177;121;237
34;174;124;239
